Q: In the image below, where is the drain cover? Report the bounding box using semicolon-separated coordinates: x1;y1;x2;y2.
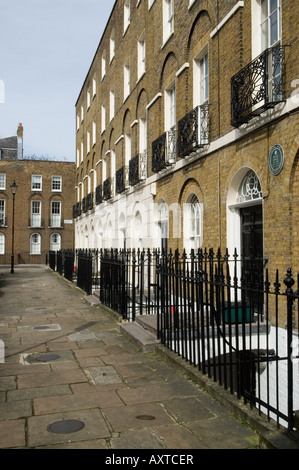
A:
33;326;50;330
136;415;156;421
47;419;85;434
26;353;61;364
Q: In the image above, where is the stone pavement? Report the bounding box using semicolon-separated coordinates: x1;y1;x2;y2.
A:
0;265;298;452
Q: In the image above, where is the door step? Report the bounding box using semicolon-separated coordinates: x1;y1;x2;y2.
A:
120;315;160;353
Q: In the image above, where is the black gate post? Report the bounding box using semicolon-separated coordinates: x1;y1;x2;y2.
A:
284;268;295;431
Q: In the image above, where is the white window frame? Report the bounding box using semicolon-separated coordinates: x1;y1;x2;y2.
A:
50;233;61;252
76;148;80;168
76;114;80;131
52;176;62;192
183;195;202;252
139;115;147;153
81;140;84;163
30;233;41;255
92;121;97;146
101;105;106;133
81;105;84;122
31;201;42;227
125;133;131;167
165;83;176;131
124;58;130;101
102;158;107;184
138;31;146;80
87;130;91;154
87;90;91;110
110;90;115;121
51;201;61;228
92;78;96;98
0;174;6;190
31;175;42;191
102;52;106;80
0;233;5;255
148;0;156;10
261;0;281;51
193;48;209;107
110;30;115;63
124;0;130;34
163;0;174;45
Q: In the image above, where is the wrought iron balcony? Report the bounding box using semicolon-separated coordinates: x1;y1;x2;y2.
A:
231;45;285;127
103;177;113;200
129;151;147;186
177;104;209;157
115;166;129;194
86;192;93;210
152;129;176;173
73;201;81;218
95;185;102;205
82;197;87;213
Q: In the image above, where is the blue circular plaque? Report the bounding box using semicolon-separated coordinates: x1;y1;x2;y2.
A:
268;144;284;175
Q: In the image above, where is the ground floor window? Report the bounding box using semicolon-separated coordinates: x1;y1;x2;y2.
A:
50;233;61;251
30;233;41;254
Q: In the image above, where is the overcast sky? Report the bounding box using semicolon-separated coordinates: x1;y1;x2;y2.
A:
0;0;114;161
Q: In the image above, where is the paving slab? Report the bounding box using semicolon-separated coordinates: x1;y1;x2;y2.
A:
28;409;111;447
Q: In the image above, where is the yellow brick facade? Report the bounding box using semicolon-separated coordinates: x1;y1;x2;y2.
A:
74;0;299;280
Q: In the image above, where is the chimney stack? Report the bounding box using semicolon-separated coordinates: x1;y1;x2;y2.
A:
17;123;23;138
17;123;23;159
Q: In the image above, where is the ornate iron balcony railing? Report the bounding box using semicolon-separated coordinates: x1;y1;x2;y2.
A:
129;151;147;185
86;192;93;210
231;45;285;127
103;177;113;200
73;201;81;218
152;129;176;173
116;166;129;194
177;104;210;157
95;185;102;205
82;197;87;213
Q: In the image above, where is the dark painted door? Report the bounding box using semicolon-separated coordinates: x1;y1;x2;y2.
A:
240;204;264;310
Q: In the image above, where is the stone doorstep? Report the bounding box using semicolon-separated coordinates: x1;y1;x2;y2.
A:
119;320;160;353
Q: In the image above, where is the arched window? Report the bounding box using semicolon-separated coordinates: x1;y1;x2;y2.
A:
184;194;201;252
158;201;169;252
236;170;263;204
0;233;5;255
50;233;61;251
30;234;41;254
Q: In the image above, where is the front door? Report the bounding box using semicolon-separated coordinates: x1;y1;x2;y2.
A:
240;204;264;311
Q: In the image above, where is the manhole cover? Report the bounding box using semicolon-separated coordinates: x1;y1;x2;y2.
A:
135;415;156;421
26;354;61;364
33;326;50;330
47;419;85;434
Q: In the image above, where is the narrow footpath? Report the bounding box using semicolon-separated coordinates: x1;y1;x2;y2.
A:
0;265;297;452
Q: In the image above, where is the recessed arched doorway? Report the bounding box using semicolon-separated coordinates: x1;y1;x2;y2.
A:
227;168;264;310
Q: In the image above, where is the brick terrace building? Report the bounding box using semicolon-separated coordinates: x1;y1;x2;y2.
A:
0;124;75;265
74;0;299;282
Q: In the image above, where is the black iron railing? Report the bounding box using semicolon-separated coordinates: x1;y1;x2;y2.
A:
177;104;209;157
129;152;147;185
82;197;87;213
95;185;102;205
152;129;176;172
116;166;129;194
231;45;285;127
103;177;112;200
49;247;299;431
87;192;93;210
